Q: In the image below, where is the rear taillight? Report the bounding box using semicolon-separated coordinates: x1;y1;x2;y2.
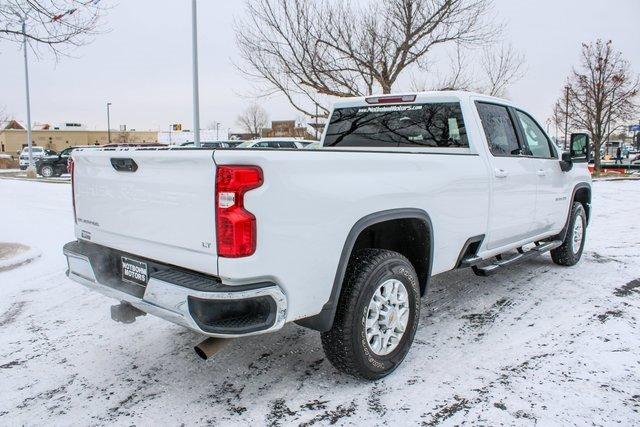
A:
69;157;77;223
215;166;263;257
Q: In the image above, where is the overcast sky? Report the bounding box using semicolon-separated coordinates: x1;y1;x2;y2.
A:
1;0;639;134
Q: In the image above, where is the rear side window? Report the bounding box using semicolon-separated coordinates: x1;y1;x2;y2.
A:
515;111;554;158
323;102;468;148
476;103;521;156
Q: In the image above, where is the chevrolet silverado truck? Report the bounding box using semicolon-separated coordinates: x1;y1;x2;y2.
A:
63;91;592;379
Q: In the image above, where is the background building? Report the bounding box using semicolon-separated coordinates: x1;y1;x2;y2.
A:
0;121;158;156
260;120;316;139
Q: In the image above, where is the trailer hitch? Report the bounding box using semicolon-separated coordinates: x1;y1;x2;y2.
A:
110;302;146;324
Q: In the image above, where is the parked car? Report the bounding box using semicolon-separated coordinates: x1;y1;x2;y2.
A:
303;141;323;149
64;91;592;379
236;138;308;149
102;142;167;148
179;141;235;149
35;146;98;177
19;147;56;170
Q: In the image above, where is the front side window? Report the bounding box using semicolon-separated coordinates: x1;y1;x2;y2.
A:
277;141;297;148
515;111;554;158
324;102;468;148
476;102;521;156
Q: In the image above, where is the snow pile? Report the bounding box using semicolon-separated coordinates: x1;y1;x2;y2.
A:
0;243;41;271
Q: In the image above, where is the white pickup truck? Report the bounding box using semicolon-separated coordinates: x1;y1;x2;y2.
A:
64;91;592;379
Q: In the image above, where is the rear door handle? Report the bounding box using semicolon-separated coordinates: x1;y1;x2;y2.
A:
536;169;546;177
494;168;508;178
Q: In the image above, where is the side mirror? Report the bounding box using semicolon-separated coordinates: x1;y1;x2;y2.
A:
570;133;590;163
560;152;573;172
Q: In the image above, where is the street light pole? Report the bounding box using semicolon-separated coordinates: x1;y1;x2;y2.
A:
21;20;35;175
564;85;569;151
191;0;201;148
106;102;112;143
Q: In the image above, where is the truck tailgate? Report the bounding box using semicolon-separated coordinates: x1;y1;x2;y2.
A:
72;148;218;275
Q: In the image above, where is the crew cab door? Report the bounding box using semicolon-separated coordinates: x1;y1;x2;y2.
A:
476;102;538;250
512;109;567;234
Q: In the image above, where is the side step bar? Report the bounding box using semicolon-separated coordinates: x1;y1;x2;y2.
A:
465;240;563;277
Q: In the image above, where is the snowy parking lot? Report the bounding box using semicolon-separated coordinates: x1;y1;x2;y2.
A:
1;178;639;425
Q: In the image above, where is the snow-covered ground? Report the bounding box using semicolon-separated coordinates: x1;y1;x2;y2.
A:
1;178;639;426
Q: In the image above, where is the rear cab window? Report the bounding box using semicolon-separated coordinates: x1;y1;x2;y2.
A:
324;102;468;149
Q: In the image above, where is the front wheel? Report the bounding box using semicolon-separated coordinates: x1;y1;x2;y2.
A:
551;202;587;266
321;249;421;380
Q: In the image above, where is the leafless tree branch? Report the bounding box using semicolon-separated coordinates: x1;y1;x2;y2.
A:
480;43;524;97
0;0;106;58
235;0;498;116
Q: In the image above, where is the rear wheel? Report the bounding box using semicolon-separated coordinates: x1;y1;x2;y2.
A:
40;165;54;178
321;249;421;380
551;202;586;266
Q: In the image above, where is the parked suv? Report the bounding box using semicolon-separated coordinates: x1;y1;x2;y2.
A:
236;138;311;149
35;146;99;177
64;91;592;379
19;147;56;170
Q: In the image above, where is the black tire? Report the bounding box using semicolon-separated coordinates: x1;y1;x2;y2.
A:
551;202;587;266
321;249;421;380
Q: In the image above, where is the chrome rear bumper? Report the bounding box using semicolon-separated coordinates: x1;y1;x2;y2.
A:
63;241;287;338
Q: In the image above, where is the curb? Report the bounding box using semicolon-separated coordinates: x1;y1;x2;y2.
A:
0;176;70;184
592;177;640;182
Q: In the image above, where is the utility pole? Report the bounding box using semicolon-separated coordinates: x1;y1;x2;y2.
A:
191;0;201;147
107;102;112;143
564;85;569;151
22;19;35;176
216;122;220;140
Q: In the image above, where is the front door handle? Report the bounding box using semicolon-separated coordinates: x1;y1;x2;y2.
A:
494;168;508;178
536;169;546;177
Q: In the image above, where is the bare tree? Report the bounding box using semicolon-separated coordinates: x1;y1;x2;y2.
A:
0;0;105;56
480;43;524;97
433;43;474;91
236;0;498;116
553;40;639;173
0;106;8;126
236;104;269;136
411;42;524;96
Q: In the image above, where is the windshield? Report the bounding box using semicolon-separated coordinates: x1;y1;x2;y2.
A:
324;102;468;148
236;141;253;148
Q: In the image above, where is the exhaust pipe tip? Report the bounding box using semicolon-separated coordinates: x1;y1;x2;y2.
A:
194;337;232;361
194;346;207;360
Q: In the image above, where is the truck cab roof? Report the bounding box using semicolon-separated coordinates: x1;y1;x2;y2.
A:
331;90;514;109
